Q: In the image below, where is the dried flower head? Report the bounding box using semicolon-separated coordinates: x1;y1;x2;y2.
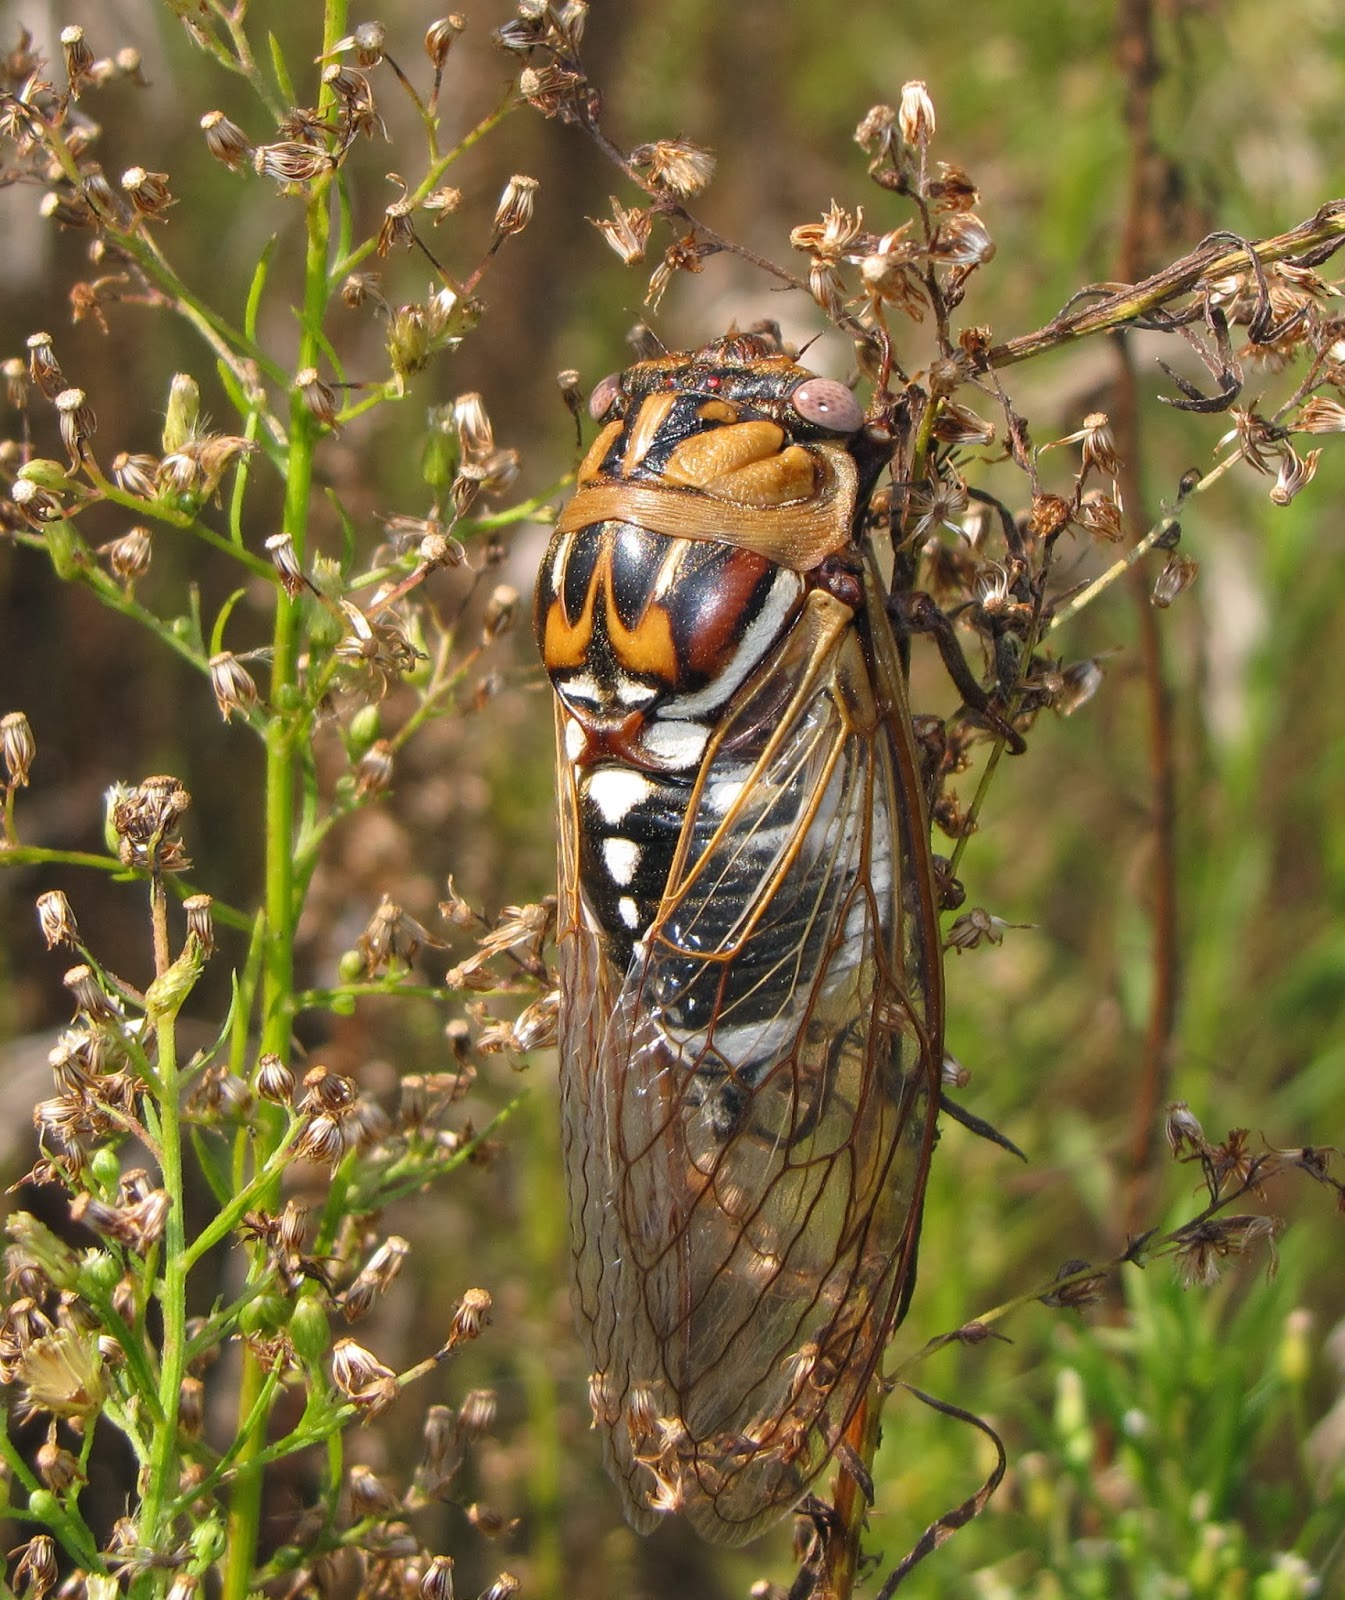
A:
3;709;36;787
898;79;937;147
455;1387;497;1439
112;774;191;871
121;167;173;218
492;174;539;237
12;1535;58;1600
425;16;466;70
421;1555;456;1600
209;652;259;723
35;890;79;951
200;110;252;171
630;138;716;198
60;26;95;97
26;333;65;401
1151;552;1199;608
101;525;153;585
17;1325;106;1420
331;1337;398;1415
445;1286;492;1349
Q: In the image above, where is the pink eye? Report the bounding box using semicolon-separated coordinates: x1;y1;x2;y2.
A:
791;378;863;432
589;372;624;421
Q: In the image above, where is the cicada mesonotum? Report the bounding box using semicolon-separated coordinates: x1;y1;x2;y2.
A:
534;330;944;1543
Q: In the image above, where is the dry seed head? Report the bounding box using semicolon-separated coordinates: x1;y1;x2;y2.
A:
200;111;252;171
631;138;716;197
36;890;79;951
898;79;936;146
50;388;93;467
178;1374;204;1437
111;452;157;498
481;585;518;643
11;479;66;526
1295;396;1345;433
803;259;844;320
1270;445;1320;505
27;334;65;401
36;1427;83;1492
208;652;258;723
790;201;864;262
294;1111;349;1167
422;184;462;221
17;1326;106;1421
455;1387;497;1439
300;1065;357;1114
932;213;995;267
425;17;466;67
3;710;36;786
355;739;394;798
349;1462;401;1517
479;1578;520;1600
165;1578;199;1600
1057;658;1105;716
3;357;28;408
40;189;97;230
377;192;417;256
492;174;538;238
60;26;95;97
467;1503;519;1538
254;141;333;185
13;1535;58;1600
1078;490;1124;543
446;1287;492;1349
592;195;652;265
61;964;119;1022
1151;552;1199;608
855;102;898;158
296;367;339;428
342;271;383;310
327;20;388;68
255;1051;295;1106
420;1557;455;1600
103;525;152;584
121;167;172;217
183;893;214;957
265;531;307;598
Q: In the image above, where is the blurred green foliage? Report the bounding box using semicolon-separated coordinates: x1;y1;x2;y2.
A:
0;2;1343;1597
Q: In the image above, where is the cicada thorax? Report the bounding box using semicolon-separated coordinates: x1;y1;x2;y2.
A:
536;332;944;1544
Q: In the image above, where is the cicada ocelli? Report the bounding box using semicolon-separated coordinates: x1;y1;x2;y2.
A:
533;330;945;1544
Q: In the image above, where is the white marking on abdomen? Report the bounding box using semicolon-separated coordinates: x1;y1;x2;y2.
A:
564;717;586;762
586;767;655;823
602;836;640;886
640;718;708;768
617;896;641;928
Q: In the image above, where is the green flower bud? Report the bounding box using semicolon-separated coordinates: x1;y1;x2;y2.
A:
162;373;200;455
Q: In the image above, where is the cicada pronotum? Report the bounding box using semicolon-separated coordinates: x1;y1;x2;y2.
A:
534;329;944;1544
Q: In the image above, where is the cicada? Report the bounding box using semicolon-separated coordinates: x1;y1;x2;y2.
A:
534;330;945;1544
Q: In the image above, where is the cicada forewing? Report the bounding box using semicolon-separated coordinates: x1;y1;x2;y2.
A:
541;334;945;1544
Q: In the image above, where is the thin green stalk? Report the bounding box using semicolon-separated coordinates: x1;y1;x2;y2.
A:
221;14;348;1595
137;871;190;1560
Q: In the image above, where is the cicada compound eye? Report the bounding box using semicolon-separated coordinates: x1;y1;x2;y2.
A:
790;377;863;434
588;371;625;422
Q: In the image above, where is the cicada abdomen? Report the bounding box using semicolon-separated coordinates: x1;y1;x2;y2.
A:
534;331;945;1544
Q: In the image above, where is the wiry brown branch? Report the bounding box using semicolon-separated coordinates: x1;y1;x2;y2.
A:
984;200;1345;370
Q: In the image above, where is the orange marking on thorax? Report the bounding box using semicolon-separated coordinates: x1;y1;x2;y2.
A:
542;538;680;683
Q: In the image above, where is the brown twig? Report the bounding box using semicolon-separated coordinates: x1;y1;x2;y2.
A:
984;200;1345;371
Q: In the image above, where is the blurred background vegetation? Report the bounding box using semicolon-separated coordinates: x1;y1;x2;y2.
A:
0;1;1343;1596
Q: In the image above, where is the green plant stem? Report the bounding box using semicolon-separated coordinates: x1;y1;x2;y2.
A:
221;14;348;1596
138;870;190;1563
